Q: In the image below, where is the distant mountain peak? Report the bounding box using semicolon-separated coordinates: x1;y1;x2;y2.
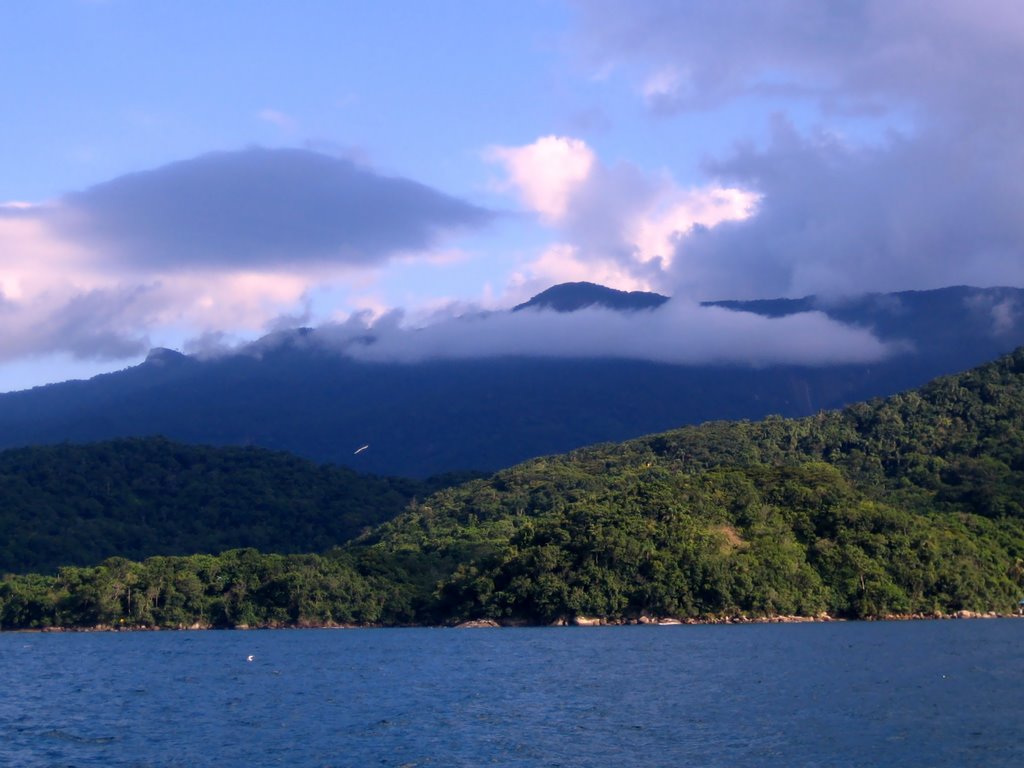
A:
513;282;669;313
144;347;187;366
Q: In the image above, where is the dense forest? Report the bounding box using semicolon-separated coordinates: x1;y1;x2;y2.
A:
2;348;1024;629
0;438;478;574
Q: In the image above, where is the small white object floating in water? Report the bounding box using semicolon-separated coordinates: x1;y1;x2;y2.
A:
354;444;369;455
247;655;254;662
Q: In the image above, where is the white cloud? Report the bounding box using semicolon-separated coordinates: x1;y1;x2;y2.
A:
306;300;896;368
0;211;101;301
666;118;1024;300
571;1;1024;298
964;291;1022;336
0;207;319;361
487;135;595;222
258;108;297;130
626;186;758;268
0;201;323;362
642;66;693;113
505;243;652;305
0;148;496;365
488;135;759;299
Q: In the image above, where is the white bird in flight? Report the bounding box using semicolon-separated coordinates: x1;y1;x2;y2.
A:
354;444;369;455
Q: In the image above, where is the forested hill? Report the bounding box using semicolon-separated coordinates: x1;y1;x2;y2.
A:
2;350;1024;630
0;438;477;574
359;346;1024;623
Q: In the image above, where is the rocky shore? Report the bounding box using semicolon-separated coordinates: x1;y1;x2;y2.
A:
455;610;1023;628
14;609;1022;632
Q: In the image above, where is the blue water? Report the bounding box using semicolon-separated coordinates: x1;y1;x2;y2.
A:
1;620;1022;767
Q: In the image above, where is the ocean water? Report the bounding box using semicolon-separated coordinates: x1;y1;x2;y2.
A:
1;620;1021;767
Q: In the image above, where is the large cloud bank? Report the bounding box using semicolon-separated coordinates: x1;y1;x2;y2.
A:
568;0;1024;299
265;300;897;368
0;148;491;363
53;148;491;270
487;135;758;299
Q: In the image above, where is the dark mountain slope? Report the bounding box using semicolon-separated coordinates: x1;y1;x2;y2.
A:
1;284;1022;477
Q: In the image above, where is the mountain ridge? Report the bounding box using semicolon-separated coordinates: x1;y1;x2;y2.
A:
1;283;1023;477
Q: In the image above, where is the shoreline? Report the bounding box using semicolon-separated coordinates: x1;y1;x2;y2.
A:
7;609;1023;633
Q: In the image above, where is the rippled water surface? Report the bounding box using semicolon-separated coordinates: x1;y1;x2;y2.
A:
1;620;1022;767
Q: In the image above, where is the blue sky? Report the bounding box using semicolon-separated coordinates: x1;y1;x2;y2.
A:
3;1;1024;392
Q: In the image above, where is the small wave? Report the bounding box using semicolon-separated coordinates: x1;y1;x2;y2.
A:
43;728;117;745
